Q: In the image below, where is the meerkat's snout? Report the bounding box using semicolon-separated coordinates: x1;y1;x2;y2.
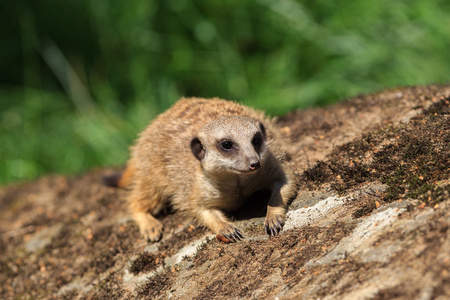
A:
248;159;260;171
245;149;261;171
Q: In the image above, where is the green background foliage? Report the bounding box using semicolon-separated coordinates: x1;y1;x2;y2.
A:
1;0;449;185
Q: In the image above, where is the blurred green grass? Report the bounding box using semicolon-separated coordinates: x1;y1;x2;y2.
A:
1;0;449;185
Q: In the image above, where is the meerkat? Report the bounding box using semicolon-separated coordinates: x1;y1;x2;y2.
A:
104;97;297;242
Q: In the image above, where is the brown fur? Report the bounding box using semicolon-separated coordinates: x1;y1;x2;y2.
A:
116;97;298;242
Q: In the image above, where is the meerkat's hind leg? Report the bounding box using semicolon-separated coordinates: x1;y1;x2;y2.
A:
128;185;165;242
195;207;244;242
133;211;164;242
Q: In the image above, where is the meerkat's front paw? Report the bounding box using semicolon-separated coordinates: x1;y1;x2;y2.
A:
216;223;244;243
264;211;285;236
134;212;163;242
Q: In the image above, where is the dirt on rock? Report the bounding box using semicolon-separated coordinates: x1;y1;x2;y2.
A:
1;84;449;299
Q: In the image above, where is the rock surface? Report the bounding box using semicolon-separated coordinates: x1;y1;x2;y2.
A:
1;85;449;299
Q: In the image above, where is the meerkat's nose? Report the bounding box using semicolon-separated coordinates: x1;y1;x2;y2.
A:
249;160;261;171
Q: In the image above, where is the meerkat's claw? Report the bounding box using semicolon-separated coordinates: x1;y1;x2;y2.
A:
222;233;233;242
235;228;244;240
264;215;285;236
227;228;243;241
218;226;244;243
143;227;163;242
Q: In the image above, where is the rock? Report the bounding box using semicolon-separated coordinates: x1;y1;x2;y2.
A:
1;84;449;299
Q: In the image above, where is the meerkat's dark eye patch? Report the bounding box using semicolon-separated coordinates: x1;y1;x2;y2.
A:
252;132;263;150
259;122;266;138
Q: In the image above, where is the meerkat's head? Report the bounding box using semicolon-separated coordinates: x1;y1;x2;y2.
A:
190;116;267;175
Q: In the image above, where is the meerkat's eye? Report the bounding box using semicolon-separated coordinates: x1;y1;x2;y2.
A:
252;132;263;149
220;140;233;151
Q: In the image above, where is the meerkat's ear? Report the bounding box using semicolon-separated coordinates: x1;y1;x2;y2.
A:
190;137;205;161
259;122;266;138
